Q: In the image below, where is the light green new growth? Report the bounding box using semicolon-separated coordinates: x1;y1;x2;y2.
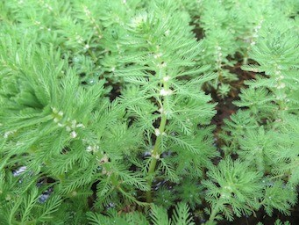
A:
0;0;298;224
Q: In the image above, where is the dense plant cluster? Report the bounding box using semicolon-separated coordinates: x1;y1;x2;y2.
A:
0;0;298;224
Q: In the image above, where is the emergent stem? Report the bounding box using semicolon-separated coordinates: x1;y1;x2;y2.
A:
146;113;167;203
146;74;170;203
208;200;222;224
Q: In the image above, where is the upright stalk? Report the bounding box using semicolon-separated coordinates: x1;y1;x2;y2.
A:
146;113;167;202
146;67;170;203
208;201;222;224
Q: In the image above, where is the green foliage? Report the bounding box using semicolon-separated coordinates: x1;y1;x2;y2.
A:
203;159;263;221
262;180;297;216
87;209;149;225
218;1;299;223
258;219;292;225
87;202;194;225
274;219;291;225
0;0;298;224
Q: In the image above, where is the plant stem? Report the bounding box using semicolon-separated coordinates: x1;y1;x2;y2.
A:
208;201;222;224
146;113;167;202
146;73;169;203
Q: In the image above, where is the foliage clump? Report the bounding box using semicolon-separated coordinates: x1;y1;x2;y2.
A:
0;0;298;224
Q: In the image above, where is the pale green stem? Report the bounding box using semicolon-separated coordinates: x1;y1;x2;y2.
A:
146;72;169;203
146;113;167;202
208;201;222;224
